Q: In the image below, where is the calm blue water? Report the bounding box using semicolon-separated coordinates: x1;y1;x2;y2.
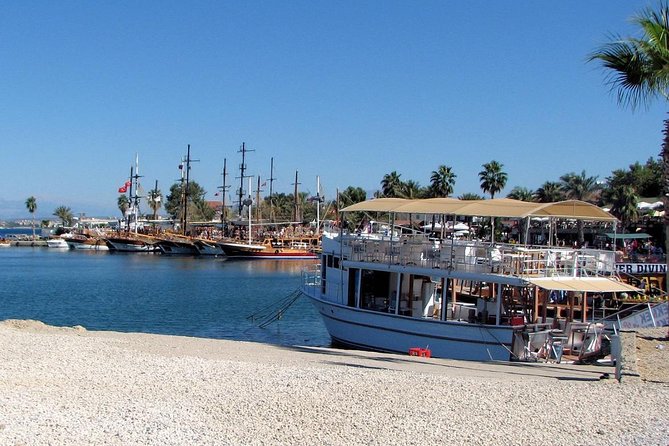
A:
0;247;331;347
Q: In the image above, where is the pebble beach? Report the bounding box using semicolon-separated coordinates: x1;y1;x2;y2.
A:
0;320;667;446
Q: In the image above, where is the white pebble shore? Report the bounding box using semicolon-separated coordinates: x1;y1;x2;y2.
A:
0;320;667;446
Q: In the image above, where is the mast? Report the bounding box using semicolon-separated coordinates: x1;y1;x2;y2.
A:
316;176;322;232
218;158;230;224
292;170;300;223
255;175;262;223
237;142;254;217
181;144;199;236
126;166;133;231
268;157;276;223
132;154;141;234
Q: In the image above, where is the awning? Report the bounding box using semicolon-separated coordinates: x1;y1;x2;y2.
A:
604;233;651;240
341;197;616;221
526;277;641;293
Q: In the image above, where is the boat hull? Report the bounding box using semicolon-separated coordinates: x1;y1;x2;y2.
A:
218;241;318;259
305;294;515;361
46;239;69;249
106;238;158;252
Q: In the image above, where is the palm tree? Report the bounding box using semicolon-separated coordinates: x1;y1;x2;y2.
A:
25;196;37;240
381;171;403;198
560;170;601;245
478;160;508;198
589;3;669;288
458;192;483;200
506;187;535;202
610;184;639;231
429;165;457;197
535;181;565;203
117;195;130;218
398;180;425;199
559;170;600;202
53;206;74;226
147;188;162;220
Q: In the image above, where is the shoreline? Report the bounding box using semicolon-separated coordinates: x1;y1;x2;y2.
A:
1;319;667;445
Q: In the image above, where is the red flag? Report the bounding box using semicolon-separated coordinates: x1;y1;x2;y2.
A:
124;180;131;187
118;186;127;193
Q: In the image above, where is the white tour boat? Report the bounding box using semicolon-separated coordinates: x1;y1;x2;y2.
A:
300;198;646;362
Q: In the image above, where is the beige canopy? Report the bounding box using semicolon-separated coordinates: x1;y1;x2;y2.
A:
341;197;616;221
526;277;640;293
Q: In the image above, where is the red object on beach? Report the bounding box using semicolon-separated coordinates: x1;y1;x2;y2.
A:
409;347;431;358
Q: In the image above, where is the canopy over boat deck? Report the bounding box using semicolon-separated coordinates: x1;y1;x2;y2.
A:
342;198;616;221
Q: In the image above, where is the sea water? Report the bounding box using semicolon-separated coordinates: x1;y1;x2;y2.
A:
0;247;331;347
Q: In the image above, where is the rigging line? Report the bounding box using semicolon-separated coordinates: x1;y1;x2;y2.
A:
258;293;303;328
246;289;301;320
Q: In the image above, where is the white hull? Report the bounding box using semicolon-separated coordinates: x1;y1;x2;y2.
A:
47;239;69;249
304;289;515;361
67;241;109;251
106;240;157;252
194;241;226;256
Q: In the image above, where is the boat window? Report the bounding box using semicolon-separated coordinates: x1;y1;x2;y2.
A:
327;255;333;268
333;256;340;269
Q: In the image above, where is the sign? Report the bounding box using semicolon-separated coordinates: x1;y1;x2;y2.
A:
615;263;667;275
619;302;669;329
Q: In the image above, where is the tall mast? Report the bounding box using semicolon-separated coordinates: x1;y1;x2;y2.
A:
255;175;262;223
268;157;276;223
133;154;141;234
127;166;133;231
237;142;254;217
219;158;230;224
292;170;300;223
181;144;199;235
316;176;321;232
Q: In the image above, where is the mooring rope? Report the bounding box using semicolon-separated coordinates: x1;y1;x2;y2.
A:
246;289;303;328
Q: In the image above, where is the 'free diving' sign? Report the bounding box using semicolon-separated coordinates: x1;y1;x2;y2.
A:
615;263;667;275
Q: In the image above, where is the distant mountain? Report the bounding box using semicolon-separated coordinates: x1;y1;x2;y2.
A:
0;198;117;220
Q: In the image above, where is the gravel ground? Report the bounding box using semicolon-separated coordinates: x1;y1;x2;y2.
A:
0;320;667;446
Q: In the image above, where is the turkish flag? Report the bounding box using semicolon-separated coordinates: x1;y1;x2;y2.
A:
118;186;127;193
125;181;131;187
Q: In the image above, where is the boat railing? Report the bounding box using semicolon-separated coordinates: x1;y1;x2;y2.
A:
343;235;617;278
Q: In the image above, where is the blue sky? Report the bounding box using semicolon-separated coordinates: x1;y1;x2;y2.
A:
0;1;665;219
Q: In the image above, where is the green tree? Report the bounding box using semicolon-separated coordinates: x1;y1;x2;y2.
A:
53;206;74;226
381;171;403;198
165;181;215;223
147;188;162;220
338;186;367;228
478;160;508;198
429;165;457;197
25;196;37;240
506;187;535;202
609;184;639;231
398;180;425;199
535;181;565;203
458;192;483;200
589;3;669;286
560;170;601;244
117;195;130;218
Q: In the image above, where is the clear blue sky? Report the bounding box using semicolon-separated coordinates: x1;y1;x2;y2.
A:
0;1;665;219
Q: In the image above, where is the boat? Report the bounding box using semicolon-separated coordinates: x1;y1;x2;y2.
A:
155;234;199;255
46;237;69;249
217;235;319;259
0;239;11;248
63;234;109;251
105;233;159;252
300;197;656;362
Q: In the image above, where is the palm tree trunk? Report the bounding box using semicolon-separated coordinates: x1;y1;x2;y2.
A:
662;118;669;293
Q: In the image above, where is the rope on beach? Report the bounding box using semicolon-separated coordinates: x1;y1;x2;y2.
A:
246;289;303;328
